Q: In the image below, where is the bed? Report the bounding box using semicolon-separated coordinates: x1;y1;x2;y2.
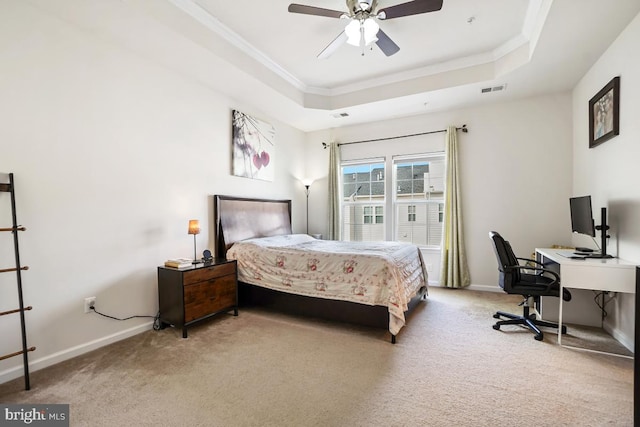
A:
214;195;428;343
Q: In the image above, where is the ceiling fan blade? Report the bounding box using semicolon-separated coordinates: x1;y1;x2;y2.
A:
375;29;400;56
377;0;443;20
288;4;345;18
318;31;348;59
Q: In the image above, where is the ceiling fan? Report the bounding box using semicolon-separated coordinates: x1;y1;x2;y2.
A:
288;0;444;58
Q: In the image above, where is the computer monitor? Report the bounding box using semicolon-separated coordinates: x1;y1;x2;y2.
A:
569;195;612;258
569;195;595;237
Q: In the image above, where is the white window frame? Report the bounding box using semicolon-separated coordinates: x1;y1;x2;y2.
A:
340;158;386;242
392;153;446;249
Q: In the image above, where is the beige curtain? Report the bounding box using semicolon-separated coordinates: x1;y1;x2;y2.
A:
327;142;341;240
440;126;471;288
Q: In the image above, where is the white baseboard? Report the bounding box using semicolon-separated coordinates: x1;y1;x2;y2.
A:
603;323;634;353
0;322;154;386
430;282;502;292
467;284;503;293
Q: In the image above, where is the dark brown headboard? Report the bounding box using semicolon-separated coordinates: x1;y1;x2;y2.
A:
214;195;292;258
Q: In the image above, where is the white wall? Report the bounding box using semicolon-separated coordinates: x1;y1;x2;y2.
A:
305;93;574;288
572;11;640;346
0;3;306;383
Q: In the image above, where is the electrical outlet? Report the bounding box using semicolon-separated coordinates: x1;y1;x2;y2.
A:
84;297;96;314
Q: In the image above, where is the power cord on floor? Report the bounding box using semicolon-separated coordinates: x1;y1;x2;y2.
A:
90;306;162;330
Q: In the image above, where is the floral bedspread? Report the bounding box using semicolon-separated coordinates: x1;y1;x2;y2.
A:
226;234;428;335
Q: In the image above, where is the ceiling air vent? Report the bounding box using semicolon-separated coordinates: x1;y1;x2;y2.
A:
481;84;507;94
332;112;350;118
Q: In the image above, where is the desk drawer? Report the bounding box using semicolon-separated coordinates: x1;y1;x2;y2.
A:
562;264;636;293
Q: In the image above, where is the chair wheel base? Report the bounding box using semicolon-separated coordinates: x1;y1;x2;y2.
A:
534;334;544;341
493;313;500;319
492;324;500;330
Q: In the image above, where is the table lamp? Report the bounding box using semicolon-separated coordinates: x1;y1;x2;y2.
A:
188;219;200;264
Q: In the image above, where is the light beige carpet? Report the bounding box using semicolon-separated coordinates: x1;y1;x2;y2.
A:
0;287;634;426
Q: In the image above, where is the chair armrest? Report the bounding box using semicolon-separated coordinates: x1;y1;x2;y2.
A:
508;265;560;293
515;265;559;281
516;257;545;267
517;257;558;277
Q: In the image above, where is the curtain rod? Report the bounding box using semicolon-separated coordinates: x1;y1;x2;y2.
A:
322;124;468;149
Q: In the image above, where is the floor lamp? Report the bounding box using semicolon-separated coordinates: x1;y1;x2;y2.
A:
302;180;313;235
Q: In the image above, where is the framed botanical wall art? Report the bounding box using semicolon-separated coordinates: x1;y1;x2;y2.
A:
589;76;620;148
231;110;275;181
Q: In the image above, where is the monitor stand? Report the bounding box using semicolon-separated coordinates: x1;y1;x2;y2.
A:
585;253;614;259
594;207;611;258
575;246;594;253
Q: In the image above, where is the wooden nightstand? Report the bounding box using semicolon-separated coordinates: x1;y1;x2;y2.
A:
157;259;238;338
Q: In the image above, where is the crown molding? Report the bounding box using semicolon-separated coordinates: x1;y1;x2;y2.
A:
168;0;551;102
168;0;309;92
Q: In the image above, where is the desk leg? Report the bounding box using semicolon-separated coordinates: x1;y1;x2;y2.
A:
558;285;564;346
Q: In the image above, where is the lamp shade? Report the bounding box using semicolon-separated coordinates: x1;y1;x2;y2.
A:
345;20;361;47
362;18;379;45
188;219;200;235
345;18;379;47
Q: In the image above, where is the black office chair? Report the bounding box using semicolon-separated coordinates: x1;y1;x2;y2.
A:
489;231;571;341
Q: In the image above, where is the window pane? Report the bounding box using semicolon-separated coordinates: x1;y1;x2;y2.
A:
370;182;384;196
396;165;413;180
342;162;385;202
343;183;356;200
396;203;442;246
393;154;444;247
342;204;385;242
394;160;443;200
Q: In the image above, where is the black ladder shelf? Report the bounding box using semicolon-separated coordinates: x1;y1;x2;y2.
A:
0;173;35;390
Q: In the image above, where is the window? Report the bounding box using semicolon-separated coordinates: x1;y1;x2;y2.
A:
408;205;416;222
341;160;385;241
394;154;445;247
340;153;445;247
364;206;383;224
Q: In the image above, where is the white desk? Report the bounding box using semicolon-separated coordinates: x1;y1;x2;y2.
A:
535;248;636;356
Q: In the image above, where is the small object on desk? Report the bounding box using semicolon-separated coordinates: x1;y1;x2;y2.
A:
569;256;586;260
575;247;594;253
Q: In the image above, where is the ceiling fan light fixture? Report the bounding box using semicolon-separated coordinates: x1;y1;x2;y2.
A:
362;18;379;45
345;20;361;46
345;18;379;47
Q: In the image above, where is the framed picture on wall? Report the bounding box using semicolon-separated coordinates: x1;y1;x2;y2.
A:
589;76;620;148
231;110;276;181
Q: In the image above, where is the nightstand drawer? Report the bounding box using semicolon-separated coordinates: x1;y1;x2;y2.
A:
183;262;236;285
184;275;237;322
